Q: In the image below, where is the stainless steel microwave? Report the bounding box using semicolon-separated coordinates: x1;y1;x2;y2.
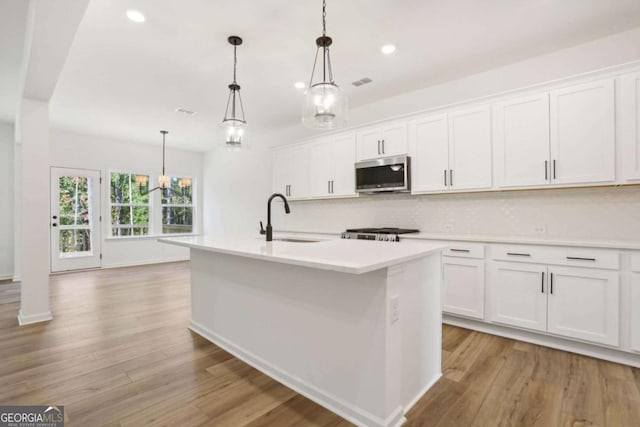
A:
355;155;411;193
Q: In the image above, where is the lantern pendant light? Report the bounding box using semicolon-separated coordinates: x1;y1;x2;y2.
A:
220;35;246;150
302;0;347;129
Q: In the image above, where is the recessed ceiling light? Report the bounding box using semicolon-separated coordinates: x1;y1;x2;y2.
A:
294;82;306;90
126;10;146;23
381;44;396;55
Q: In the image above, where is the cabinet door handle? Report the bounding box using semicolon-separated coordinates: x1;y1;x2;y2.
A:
550;272;554;294
545;160;548;180
377;140;381;155
382;139;385;154
444;169;447;186
507;252;531;257
541;272;545;293
553;160;556;180
331;180;334;193
566;256;596;261
450;249;470;253
449;169;453;187
327;181;330;193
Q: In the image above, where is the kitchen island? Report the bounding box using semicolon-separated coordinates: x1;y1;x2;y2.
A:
160;235;447;427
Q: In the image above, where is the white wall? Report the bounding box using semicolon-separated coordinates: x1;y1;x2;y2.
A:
202;144;272;237
50;129;204;268
0;122;14;279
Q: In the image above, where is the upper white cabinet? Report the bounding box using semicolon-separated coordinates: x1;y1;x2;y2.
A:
620;72;640;182
549;79;615;185
442;257;485;320
489;261;548;332
410;106;492;193
547;266;619;347
309;133;357;198
409;113;449;192
494;93;551;188
272;144;309;200
448;105;493;191
357;122;407;160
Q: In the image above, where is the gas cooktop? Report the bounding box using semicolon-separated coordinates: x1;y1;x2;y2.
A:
341;227;420;242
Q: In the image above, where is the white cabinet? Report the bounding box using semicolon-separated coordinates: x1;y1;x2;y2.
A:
442;257;485;319
620;72;640;181
494;93;551;188
409;114;449;192
448;105;493;190
549;79;615;185
489;262;547;332
309;133;357;198
356;122;407;160
272;145;309;200
547;266;619;347
632;273;640;352
410;106;492;193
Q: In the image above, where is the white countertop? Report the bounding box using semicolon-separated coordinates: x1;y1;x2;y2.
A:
159;235;448;274
278;230;640;251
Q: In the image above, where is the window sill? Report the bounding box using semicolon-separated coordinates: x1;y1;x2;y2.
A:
104;233;200;242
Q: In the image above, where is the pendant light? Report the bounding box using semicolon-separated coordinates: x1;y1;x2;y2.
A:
144;130;170;194
220;36;246;150
302;0;347;129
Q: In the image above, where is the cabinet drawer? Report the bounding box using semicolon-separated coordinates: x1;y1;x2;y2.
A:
631;253;640;273
491;244;619;270
491;244;549;264
442;242;485;259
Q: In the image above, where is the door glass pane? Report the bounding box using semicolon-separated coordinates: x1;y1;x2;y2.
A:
59;176;90;226
59;229;92;255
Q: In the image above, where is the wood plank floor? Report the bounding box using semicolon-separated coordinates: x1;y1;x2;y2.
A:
1;262;639;426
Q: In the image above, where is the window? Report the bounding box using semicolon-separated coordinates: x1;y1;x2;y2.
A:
161;177;193;234
110;172;150;236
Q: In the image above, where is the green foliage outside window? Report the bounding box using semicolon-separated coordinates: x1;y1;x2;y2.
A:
110;172;150;236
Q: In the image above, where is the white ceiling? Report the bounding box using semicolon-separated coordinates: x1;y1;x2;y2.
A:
49;0;640;151
0;0;29;123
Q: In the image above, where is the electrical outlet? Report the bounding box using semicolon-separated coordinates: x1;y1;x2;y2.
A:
390;295;400;324
534;225;547;234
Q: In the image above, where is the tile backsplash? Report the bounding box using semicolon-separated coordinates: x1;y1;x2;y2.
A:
275;186;640;242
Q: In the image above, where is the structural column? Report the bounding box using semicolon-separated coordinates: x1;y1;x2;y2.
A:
17;98;52;325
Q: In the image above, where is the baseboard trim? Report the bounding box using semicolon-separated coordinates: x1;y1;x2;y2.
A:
189;320;399;427
102;257;189;270
403;373;442;415
443;315;640;368
17;310;52;326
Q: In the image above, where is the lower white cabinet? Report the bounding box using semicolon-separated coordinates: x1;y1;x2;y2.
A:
442;257;485;319
547;266;619;347
488;260;620;347
489;262;547;332
631;273;640;352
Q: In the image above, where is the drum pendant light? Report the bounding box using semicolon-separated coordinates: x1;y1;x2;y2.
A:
220;36;247;150
302;0;347;129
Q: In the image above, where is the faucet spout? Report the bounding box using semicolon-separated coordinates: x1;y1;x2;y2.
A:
266;193;290;241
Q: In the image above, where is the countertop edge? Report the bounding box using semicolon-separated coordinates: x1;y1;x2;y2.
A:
158;238;446;275
276;230;640;251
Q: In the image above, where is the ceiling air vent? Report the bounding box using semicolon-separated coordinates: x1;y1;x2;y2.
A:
352;77;372;87
175;107;197;116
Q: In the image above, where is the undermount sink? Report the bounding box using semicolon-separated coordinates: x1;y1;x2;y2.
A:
273;238;320;243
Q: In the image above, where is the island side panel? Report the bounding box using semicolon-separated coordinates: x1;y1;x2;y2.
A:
188;248;391;427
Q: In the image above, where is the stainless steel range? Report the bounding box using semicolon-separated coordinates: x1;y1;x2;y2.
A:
340;227;420;242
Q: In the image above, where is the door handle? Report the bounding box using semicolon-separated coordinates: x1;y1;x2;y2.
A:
377;140;381;155
52;215;58;220
545;160;548;180
553;160;556;180
541;271;545;293
328;180;330;194
550;272;554;294
382;139;385;154
449;169;453;187
331;180;334;194
52;223;57;227
444;169;447;186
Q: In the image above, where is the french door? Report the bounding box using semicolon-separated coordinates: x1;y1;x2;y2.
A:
50;167;102;272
